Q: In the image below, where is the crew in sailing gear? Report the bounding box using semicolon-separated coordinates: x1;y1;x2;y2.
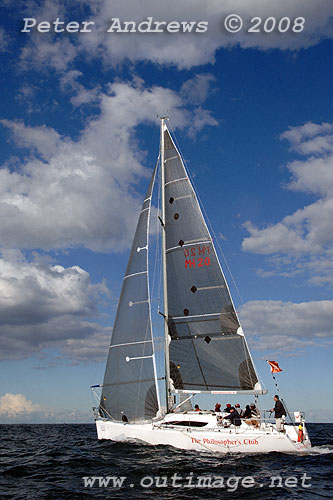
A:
242;405;251;418
223;404;232;413
214;403;221;412
235;403;242;416
270;395;286;432
245;404;260;428
250;403;260;417
223;407;241;426
194;404;201;411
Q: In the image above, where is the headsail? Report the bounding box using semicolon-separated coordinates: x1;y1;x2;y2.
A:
100;166;160;422
161;122;261;395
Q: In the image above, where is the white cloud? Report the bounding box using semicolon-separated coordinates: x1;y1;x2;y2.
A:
0;27;9;52
281;122;333;155
242;122;333;285
0;80;216;252
242;196;333;255
0;393;92;423
20;36;78;72
286;155;333;196
17;1;333;71
256;252;333;287
1;119;63;160
0;317;111;362
0;251;105;324
0;251;111;360
59;70;101;107
239;299;333;353
60;329;111;362
180;74;216;106
187;107;218;138
0;393;41;417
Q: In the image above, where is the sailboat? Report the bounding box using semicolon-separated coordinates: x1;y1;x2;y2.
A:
92;118;311;453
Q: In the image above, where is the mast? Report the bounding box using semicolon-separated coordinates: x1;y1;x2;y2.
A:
160;117;171;413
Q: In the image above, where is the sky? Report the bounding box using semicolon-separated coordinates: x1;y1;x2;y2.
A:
0;0;332;424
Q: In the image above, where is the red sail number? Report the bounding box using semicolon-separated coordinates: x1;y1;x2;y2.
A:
185;257;210;269
184;245;211;269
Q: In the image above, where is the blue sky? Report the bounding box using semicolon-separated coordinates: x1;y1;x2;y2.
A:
0;0;332;423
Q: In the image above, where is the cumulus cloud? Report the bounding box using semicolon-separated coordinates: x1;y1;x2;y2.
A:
0;78;217;362
281;122;333;156
0;393;41;417
286;156;333;196
0;80;216;252
59;70;101;107
0;251;105;323
60;329;111;362
18;0;333;71
0;393;92;423
0;251;111;361
180;74;216;106
239;299;333;353
242;121;333;284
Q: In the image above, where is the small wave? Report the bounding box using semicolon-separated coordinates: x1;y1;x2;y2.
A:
307;445;333;455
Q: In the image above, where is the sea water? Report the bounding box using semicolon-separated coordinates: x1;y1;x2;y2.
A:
0;423;332;499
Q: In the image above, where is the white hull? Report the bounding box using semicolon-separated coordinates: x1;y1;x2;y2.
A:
95;412;311;454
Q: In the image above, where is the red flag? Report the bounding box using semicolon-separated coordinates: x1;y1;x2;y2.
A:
267;360;282;373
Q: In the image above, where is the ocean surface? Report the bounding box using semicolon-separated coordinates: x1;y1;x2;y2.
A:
0;423;332;499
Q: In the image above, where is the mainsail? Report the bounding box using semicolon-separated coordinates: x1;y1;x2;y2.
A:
161;123;261;395
100;167;160;422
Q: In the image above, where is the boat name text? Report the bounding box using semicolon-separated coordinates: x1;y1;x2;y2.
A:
191;437;259;446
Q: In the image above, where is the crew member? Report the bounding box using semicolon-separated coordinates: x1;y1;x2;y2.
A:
250;403;260;418
223;407;241;426
235;403;242;416
242;405;251;418
270;395;286;432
